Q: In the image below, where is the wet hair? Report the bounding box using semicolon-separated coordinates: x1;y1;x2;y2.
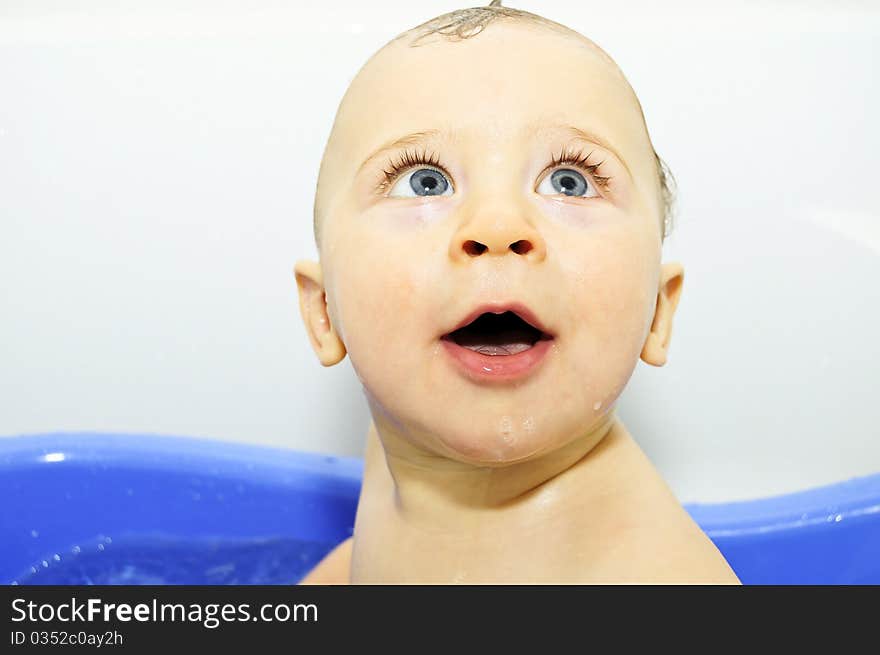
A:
314;0;677;245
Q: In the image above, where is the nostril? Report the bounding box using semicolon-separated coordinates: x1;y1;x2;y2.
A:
510;240;533;255
462;240;534;257
463;240;488;256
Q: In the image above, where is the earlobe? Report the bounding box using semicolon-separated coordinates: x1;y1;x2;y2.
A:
640;262;685;367
293;260;347;366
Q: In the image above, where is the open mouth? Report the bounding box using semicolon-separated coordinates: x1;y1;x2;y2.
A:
440;310;554;356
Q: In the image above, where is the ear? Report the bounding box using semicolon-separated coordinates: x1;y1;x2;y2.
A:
293;259;347;366
640;262;685;367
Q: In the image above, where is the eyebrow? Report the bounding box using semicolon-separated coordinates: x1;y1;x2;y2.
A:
355;122;632;179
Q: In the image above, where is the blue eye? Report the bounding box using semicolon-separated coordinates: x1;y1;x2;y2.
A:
536;168;598;198
378;147;611;199
388;167;453;198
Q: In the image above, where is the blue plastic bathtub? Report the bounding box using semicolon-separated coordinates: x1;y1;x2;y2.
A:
2;432;878;585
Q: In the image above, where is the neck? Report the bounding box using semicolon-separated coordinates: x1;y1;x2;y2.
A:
366;408;622;532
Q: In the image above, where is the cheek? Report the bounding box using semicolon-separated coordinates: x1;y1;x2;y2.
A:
557;227;657;373
541;200;658;327
585;254;653;329
326;240;428;386
338;259;409;339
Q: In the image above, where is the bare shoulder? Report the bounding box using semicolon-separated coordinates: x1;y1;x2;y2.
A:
618;525;742;584
622;505;743;584
299;426;381;586
297;537;353;585
590;422;742;584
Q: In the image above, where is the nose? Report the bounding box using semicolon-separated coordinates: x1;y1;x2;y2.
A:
448;204;547;263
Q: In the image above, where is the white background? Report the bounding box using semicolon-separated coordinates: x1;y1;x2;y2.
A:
1;1;878;503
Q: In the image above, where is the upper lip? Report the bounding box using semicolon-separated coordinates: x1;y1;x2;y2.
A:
442;301;555;338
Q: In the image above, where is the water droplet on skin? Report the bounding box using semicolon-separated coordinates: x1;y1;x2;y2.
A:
500;416;514;444
593;400;602;411
500;416;512;433
522;416;535;433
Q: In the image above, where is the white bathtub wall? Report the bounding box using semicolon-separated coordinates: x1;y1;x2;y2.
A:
1;1;878;503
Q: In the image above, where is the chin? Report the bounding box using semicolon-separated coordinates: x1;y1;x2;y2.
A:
429;421;554;466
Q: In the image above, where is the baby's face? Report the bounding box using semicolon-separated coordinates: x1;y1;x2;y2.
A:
300;22;676;464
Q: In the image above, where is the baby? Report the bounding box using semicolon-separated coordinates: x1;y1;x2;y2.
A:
294;1;740;584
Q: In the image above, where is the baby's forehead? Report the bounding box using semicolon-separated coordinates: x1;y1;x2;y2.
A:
390;18;625;82
334;22;645;160
312;20;658;245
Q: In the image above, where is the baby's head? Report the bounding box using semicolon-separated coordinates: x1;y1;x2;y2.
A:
295;1;684;466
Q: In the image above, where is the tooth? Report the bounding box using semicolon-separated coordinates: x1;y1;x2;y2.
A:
463;342;533;356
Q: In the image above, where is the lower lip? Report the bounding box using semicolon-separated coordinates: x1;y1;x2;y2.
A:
440;337;554;383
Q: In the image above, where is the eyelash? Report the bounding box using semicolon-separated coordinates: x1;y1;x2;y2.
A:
375;146;614;195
